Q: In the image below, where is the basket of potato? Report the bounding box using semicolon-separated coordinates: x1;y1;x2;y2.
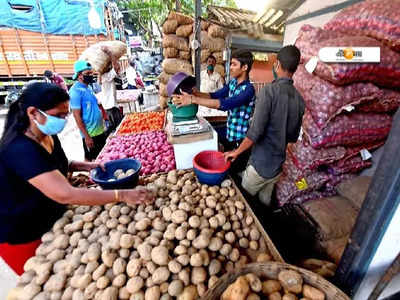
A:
202;262;350;300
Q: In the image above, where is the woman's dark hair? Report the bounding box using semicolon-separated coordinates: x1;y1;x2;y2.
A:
277;45;301;73
231;49;254;76
0;82;69;147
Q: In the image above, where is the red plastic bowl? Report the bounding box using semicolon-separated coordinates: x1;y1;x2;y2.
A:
193;151;231;174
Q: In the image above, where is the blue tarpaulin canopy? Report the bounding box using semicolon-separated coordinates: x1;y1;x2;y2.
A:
0;0;107;35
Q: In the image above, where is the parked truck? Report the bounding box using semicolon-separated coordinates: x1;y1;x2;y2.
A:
0;0;128;102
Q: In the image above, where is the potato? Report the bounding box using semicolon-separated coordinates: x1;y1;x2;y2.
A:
249;241;259;251
257;253;271;263
168;260;182;274
192;234;210;249
130;291;145;300
126;277;144;294
283;293;298;300
177;285;198;300
178;269;190;286
168;280;184;297
209;259;222;276
113;257;127;275
112;274;126;287
152;267;170;284
136;218;151;231
186;229;197;241
151;246;169;266
191;267;207;285
120;234;134;249
84;282;98;299
93;264;107;281
160;282;169;294
245;273;262;293
174;245;187;255
145;286;161;300
96;276;110;289
248;293;261;300
262;280;282;294
190;253;203;267
302;284;325;300
175;226;188;241
172;210;188;224
269;292;282;300
220;244;232;256
221;276;249;300
278;270;303;294
138;243;152;260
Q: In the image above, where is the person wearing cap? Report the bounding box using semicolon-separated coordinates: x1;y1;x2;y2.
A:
43;70;67;91
98;46;124;135
69;60;107;161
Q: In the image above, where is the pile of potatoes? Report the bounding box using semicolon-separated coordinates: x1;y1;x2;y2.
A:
8;170;273;300
221;270;325;300
108;169;136;182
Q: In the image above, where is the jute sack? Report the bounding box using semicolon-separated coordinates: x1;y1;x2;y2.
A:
162;58;193;75
168;11;193;25
176;24;193;37
162;19;178;34
190;31;225;52
178;51;191;60
163;47;178;58
158;72;174;85
212;51;224;64
163;34;190;51
208;24;227;38
159;83;169;97
79;41;126;74
160;96;169;109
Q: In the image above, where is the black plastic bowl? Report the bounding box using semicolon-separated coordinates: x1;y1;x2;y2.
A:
90;158;142;190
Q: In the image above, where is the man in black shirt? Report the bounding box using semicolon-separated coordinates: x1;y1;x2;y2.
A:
225;45;305;206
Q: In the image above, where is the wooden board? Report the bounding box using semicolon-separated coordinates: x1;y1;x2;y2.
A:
231;177;285;263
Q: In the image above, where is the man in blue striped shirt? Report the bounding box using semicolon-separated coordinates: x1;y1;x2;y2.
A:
173;50;255;173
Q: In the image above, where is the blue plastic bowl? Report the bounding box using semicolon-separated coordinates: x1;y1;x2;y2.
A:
90;158;142;190
193;151;231;185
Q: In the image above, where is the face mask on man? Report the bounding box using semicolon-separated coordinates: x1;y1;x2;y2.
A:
207;65;214;72
82;74;94;85
34;110;67;135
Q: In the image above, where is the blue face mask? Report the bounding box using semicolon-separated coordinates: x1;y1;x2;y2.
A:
34;110;67;136
207;65;214;72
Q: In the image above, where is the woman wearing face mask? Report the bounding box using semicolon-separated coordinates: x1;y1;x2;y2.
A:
0;83;154;276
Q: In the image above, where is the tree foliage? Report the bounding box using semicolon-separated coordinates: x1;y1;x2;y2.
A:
118;0;236;40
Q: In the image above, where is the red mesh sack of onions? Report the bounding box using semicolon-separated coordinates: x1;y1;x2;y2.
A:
327;156;372;176
324;0;400;52
97;131;176;175
356;89;400;113
276;153;330;206
295;25;400;88
302;111;392;149
293;65;383;129
287;139;346;172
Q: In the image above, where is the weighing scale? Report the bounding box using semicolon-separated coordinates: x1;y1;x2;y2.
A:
171;117;211;137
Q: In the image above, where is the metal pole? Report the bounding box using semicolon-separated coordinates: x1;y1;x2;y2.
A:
195;0;201;89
